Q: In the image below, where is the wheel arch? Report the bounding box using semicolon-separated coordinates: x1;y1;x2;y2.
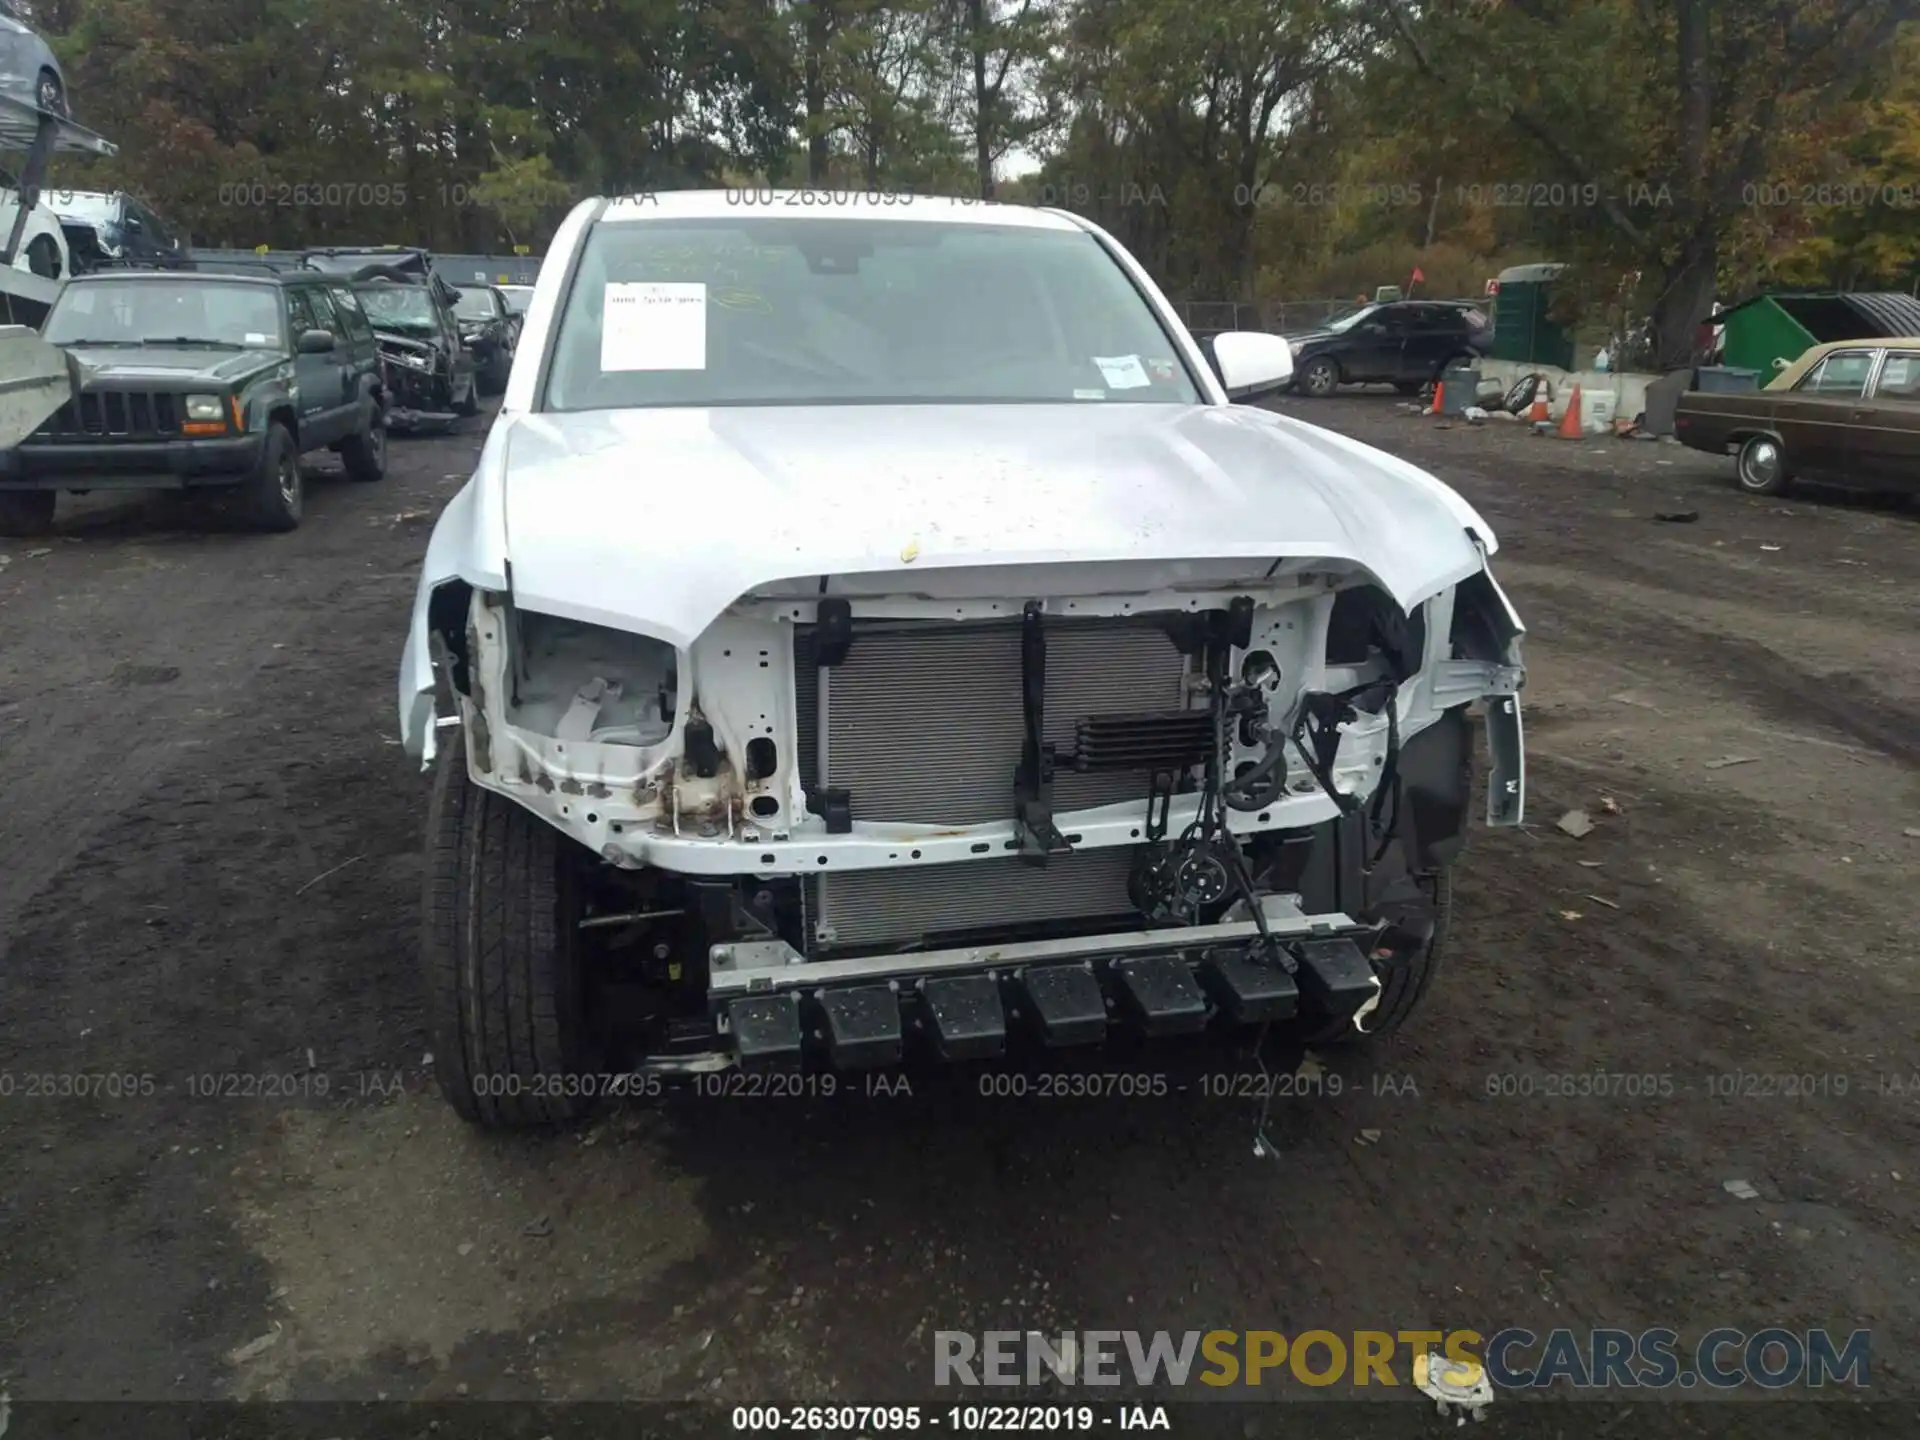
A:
264;401;299;443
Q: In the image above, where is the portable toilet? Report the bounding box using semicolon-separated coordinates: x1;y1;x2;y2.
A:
1491;263;1575;369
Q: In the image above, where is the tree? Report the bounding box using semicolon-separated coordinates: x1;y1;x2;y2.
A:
939;0;1056;197
797;0;839;182
1378;0;1920;367
1045;0;1357;298
829;0;959;187
1769;24;1920;288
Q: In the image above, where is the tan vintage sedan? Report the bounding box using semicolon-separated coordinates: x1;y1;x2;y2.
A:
1673;338;1920;496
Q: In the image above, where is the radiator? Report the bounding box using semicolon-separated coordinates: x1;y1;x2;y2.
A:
794;618;1192;949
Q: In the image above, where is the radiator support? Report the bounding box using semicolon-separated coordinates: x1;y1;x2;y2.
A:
1012;601;1070;865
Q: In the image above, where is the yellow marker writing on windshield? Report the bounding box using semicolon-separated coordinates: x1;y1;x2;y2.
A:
713;288;773;314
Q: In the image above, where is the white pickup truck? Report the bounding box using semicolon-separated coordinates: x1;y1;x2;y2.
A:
398;190;1528;1129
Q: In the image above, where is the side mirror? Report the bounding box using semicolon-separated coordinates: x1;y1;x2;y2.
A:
1208;331;1294;400
297;328;336;354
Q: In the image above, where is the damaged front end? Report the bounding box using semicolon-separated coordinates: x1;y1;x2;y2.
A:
406;551;1524;1072
373;334;458;430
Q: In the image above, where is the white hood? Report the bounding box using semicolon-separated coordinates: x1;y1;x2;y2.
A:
399;399;1499;761
494;402;1496;646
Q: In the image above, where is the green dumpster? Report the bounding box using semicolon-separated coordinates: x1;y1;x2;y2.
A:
1718;297;1816;375
1491;263;1575;369
1718;292;1920;375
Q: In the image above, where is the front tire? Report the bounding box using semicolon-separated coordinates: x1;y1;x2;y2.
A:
482;347;512;394
36;69;67;118
242;422;302;531
0;490;56;536
1304;866;1452;1045
24;234;61;279
338;402;387;482
1300;356;1340;397
1734;434;1791;495
422;743;599;1129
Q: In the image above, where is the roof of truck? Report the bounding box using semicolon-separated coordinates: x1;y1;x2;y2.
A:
593;189;1082;231
62;269;299;286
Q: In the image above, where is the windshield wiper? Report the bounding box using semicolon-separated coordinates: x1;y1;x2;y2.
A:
143;336;247;349
53;338;143;346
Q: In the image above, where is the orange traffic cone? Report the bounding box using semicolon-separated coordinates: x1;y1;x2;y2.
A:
1557;384;1583;438
1429;381;1446;416
1527;388;1550;424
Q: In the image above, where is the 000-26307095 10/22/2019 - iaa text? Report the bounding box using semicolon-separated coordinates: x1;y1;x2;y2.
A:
728;1404;1170;1431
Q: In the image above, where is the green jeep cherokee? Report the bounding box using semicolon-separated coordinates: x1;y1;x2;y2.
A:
0;270;389;535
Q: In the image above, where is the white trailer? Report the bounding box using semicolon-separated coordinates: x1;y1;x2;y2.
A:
0;90;117;322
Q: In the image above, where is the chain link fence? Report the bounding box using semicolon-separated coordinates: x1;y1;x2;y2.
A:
1176;295;1492;336
1175;298;1373;334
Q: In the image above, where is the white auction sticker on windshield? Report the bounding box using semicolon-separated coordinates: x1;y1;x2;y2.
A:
1093;354;1150;389
602;282;707;371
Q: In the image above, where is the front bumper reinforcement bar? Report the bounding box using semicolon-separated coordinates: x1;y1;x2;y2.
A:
709;895;1381;1068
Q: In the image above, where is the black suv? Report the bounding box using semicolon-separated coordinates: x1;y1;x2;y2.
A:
0;271;387;535
450;283;517;394
1285;301;1493;397
303;250;477;427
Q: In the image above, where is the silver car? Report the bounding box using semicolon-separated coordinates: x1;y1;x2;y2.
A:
0;0;68;117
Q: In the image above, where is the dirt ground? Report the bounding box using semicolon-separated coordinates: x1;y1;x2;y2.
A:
1;393;1917;1434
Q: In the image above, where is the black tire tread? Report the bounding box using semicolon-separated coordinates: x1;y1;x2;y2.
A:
0;490;56;537
339;403;387;482
25;234;61;278
37;68;66;118
243;423;301;531
422;744;593;1129
1363;864;1452;1036
1306;865;1452;1045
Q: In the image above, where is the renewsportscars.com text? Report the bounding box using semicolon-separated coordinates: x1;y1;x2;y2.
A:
934;1328;1870;1391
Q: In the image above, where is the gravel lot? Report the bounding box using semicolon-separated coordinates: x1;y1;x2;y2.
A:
1;394;1916;1434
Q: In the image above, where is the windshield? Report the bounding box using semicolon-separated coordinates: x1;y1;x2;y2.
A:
356;285;438;327
544;216;1201;410
453;288;497;320
1325;304;1382;334
499;287;533;314
45;191;119;226
304;252;424;276
42;280;285;348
